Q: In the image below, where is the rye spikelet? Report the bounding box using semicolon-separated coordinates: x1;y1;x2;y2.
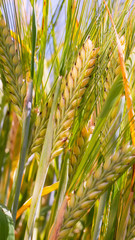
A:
57;145;135;239
0;16;25;119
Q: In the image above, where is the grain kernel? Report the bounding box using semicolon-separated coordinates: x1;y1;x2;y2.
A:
13;104;21;115
88;191;99;200
51;148;63;159
88;58;96;68
63;118;73;129
60;96;65;109
54;139;65;149
69;192;75;208
94;166;102;179
72;98;81;107
80;47;86;60
3;27;9;36
114;165;121;173
77;137;84;147
106;174;114;181
73;209;83;218
5;36;12;45
65;219;75;228
76;55;82;69
78;88;86;97
10;93;19;105
72;65;78;80
91;48;100;58
9;45;16;55
6;75;13;83
13;54;18;65
58;229;69;238
86;175;93;188
77;183;84;197
15;64;22;75
56;108;61;120
67;73;74;89
64;85;70;103
81;201;90;209
73;145;80;156
59;129;70;139
67;109;75;118
0;18;6;27
104;158;111;170
71;155;77;165
81;127;89;137
81;78;89;87
97;182;108;190
31;145;41;153
84;67;94;77
34;138;43;146
115;65;121;75
84;38;93;51
112;152;119;162
40;128;46;137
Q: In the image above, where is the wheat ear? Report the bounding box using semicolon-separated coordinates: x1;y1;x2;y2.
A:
69;123;94;178
50;37;99;160
0;16;25;119
104;36;125;101
57;145;135;239
29;97;52;155
28;37;99;160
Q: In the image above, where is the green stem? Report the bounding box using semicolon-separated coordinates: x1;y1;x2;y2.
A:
12;81;33;223
93;191;108;240
24;77;62;240
43;151;69;240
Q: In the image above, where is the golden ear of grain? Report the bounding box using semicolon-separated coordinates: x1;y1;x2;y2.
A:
103;35;125;105
29;37;99;161
69;123;92;179
0;16;25;119
49;37;99;160
57;145;135;239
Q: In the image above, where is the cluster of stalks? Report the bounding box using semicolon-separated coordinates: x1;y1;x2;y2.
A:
1;3;135;240
57;145;135;239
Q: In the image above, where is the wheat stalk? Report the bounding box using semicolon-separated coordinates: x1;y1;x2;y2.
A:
50;37;99;160
0;16;25;120
28;37;99;160
29;97;52;156
104;36;125;101
57;145;135;239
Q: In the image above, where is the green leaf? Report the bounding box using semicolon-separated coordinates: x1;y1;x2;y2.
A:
24;77;62;239
12;81;33;223
31;4;37;79
104;191;120;240
93;191;109;240
43;151;69;240
116;192;133;240
35;0;49;104
0;204;15;240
